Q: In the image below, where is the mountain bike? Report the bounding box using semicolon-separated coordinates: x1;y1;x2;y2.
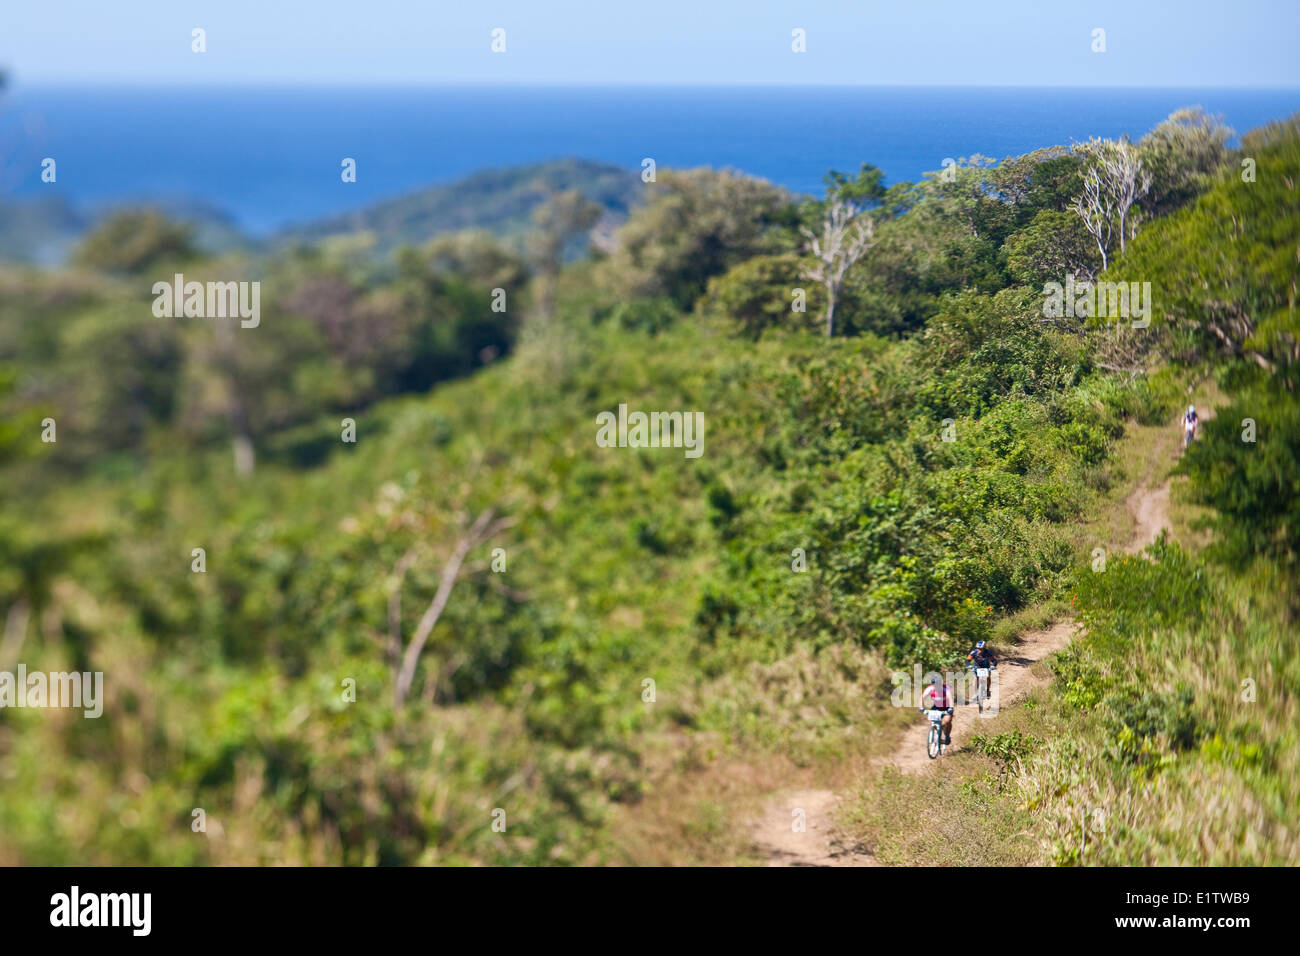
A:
921;707;950;759
971;665;995;714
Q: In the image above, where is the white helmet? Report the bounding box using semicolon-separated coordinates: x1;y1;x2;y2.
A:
1188;405;1196;414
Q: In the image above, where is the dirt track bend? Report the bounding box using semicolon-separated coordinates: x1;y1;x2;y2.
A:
1125;399;1208;555
751;787;876;867
751;462;1177;865
748;618;1078;866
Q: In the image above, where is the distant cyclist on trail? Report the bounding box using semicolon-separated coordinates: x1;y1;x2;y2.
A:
920;673;954;747
967;640;997;707
1183;404;1199;448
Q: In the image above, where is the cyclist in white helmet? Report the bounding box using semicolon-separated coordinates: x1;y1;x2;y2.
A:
1183;404;1199;448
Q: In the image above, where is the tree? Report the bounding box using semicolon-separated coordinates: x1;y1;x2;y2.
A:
73;210;195;274
177;280;335;478
1114;116;1300;381
421;229;528;292
798;165;888;337
927;154;1006;240
1002;209;1100;286
1180;384;1300;565
527;190;601;321
700;254;820;339
987;147;1083;217
610;168;792;308
852;179;1002;334
1138;108;1232;217
800;200;875;337
822;163;886;207
1070;138;1152;271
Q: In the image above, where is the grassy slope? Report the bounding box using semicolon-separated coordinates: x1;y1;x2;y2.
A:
1019;381;1298;865
836;394;1188;866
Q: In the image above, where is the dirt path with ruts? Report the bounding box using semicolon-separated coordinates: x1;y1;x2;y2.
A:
750;412;1189;864
886;618;1078;775
748;618;1078;865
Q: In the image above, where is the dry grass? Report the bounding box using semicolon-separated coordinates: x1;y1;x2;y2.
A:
605;373;1288;867
835;373;1291;868
1014;606;1300;865
841;748;1039;866
604;641;907;865
990;599;1071;647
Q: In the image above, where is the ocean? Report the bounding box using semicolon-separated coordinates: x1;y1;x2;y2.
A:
2;85;1297;236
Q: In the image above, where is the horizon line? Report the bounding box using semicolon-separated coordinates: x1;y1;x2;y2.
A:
9;80;1300;92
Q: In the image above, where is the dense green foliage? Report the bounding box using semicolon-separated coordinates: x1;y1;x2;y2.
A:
1115;117;1300;564
1;109;1296;865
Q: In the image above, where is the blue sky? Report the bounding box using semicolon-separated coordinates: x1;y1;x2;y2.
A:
3;0;1298;87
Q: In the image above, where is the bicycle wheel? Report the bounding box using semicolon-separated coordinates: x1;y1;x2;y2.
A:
977;678;984;714
927;721;940;759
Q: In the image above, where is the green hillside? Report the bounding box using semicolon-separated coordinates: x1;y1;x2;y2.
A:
275;158;644;257
0;159;641;267
0;111;1296;865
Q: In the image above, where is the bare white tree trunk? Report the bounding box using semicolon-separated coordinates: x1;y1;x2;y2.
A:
1073;167;1111;273
232;434;255;477
1071;138;1152;272
215;318;256;477
800;200;875;338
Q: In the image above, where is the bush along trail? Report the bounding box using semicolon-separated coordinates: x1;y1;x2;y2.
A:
749;122;1300;870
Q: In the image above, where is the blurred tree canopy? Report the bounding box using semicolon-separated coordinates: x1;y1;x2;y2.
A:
73;210;197;274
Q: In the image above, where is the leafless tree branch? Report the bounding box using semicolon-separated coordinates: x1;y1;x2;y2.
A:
392;509;515;709
1070;138;1152;272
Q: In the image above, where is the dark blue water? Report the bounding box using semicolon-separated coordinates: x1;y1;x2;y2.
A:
3;86;1297;235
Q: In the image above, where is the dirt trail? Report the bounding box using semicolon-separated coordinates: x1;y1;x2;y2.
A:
751;409;1189;864
1125;399;1212;555
1124;481;1171;554
750;788;876;867
748;619;1078;865
887;618;1078;775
